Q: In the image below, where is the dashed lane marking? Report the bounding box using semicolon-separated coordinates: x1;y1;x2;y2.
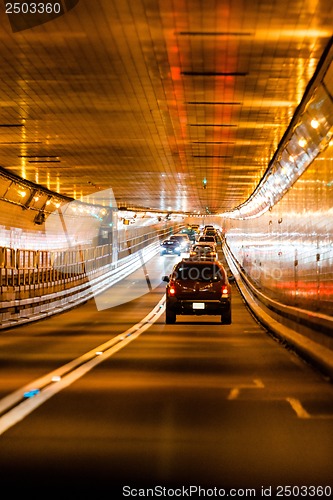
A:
286;397;333;419
227;388;240;400
254;378;265;388
227;379;265;400
286;398;311;419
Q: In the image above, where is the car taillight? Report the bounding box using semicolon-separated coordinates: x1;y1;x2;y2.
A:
221;286;229;297
168;285;176;296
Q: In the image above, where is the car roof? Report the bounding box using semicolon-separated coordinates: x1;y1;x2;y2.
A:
193;241;216;246
176;259;224;267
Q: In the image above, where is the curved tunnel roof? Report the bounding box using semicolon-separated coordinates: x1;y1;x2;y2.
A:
0;0;332;215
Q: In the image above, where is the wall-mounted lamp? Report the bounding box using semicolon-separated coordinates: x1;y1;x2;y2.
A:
34;211;46;225
311;119;319;129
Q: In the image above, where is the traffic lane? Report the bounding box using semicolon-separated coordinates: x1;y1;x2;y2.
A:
0;252;178;400
0;292;161;398
0;286;332;493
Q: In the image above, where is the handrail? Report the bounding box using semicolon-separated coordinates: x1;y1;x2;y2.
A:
0;224;180;288
0;223;183;329
223;241;333;335
223;240;333;379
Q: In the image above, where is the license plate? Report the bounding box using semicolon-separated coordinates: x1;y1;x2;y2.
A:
193;302;205;310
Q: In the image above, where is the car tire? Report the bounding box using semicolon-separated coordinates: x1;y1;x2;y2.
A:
165;307;176;324
221;307;232;325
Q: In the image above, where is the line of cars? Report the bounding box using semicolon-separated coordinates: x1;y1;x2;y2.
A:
160;225;233;324
160;225;220;258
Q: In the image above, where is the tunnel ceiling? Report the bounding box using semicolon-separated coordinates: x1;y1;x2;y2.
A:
0;0;332;215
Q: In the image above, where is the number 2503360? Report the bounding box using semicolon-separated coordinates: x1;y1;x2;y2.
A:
275;485;332;497
6;3;62;14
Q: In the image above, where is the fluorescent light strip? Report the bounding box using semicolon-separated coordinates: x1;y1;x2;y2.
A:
191;141;235;144
186;102;242;105
178;32;253;37
182;71;248;76
189;124;237;127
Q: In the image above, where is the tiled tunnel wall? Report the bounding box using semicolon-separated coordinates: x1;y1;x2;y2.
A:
224;141;333;317
0;199;183;328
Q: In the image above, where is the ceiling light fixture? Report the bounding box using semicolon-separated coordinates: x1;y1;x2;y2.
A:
186;102;242;105
182;71;248;76
220;40;333;220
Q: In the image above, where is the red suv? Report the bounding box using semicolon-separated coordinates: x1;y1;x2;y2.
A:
162;260;232;324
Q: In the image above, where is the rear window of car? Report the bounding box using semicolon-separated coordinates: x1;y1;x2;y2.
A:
173;263;225;282
199;236;215;242
193;245;214;252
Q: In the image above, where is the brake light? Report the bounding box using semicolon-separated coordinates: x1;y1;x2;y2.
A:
168;285;176;296
222;286;229;297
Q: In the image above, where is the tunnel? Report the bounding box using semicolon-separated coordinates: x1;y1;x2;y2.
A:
0;1;332;496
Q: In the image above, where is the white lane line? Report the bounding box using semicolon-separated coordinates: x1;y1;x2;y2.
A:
0;335;126;415
286;397;311;419
0;296;166;437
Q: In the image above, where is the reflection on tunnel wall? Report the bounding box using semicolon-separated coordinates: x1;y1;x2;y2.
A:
224;142;333;316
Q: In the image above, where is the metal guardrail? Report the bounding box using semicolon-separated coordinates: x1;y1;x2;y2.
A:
0;224;182;329
223;241;333;380
0;225;177;288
